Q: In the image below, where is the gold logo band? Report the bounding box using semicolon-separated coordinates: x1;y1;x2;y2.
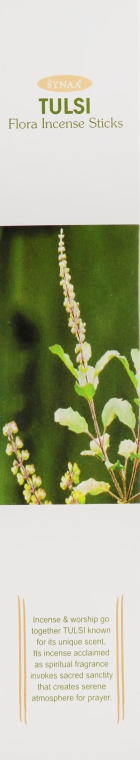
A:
18;596;27;724
37;75;92;92
116;595;125;722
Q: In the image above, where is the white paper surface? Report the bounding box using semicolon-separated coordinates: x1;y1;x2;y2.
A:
0;0;139;224
0;2;139;758
0;505;140;760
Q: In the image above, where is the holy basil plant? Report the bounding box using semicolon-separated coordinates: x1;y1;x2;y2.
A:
49;229;140;504
3;229;140;505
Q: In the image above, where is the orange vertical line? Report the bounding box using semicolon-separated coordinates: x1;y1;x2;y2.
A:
116;597;120;723
18;596;22;721
121;594;125;720
23;599;27;724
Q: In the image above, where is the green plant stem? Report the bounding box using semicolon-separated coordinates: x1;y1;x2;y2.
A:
87;430;99;442
109;468;124;500
129;492;140;503
86;430;103;449
89;399;123;500
127;422;140;501
74;331;123;500
109;491;121;502
127;459;139;501
89;399;104;454
121;459;127;501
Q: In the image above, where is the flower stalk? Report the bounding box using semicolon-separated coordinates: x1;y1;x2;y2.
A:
58;229;87;368
58;229;124;502
60;461;85;503
3;422;52;504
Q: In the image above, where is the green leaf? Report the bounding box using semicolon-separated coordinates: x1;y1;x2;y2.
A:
81;449;104;459
80;433;109;460
77;365;99;390
49;344;78;379
105;458;124;471
93;350;138;390
131;349;140;374
134;398;140;407
130;452;140;462
94;350;120;376
118;355;138;389
131;349;140;396
72;491;86;504
54;407;88;434
102;397;136;430
102;399;116;428
90;433;110;453
74;382;95;401
118;439;137;460
74;478;110;497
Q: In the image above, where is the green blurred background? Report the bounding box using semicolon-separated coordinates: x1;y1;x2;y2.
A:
0;225;139;504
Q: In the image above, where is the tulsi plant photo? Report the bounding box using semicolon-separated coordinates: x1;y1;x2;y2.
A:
0;225;139;504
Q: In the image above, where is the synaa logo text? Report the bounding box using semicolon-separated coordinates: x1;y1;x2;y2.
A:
37;75;92;92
